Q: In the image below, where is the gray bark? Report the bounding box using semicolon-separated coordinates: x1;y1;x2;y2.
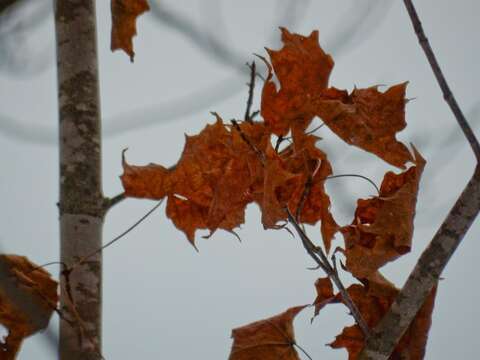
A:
358;0;480;358
54;1;104;359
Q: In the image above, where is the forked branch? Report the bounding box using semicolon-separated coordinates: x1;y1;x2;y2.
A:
358;1;480;359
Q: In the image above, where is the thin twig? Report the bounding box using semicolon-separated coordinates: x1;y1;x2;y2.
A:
230;119;266;164
244;61;256;122
286;208;370;337
294;343;314;360
274;135;284;152
295;157;321;221
71;199;164;270
283;123;325;141
357;2;480;359
402;0;480;161
326;174;380;195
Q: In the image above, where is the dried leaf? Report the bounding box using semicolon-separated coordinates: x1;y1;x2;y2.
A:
316;83;413;168
122;116;339;246
121;118;270;246
260;144;303;228
330;279;436;360
111;0;150;62
229;305;307;360
341;148;426;279
312;277;335;318
0;255;58;359
261;28;334;136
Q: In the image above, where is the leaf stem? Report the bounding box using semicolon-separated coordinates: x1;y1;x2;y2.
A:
71;199;164;270
326;174;380;195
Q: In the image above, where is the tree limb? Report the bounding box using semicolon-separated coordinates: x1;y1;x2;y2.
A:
358;1;480;358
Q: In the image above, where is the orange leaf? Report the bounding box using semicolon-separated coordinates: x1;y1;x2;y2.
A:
261;28;334;136
121;118;270;246
331;279;437;360
260;145;303;228
341;148;426;279
0;255;58;359
316;83;413;168
111;0;150;62
121;115;341;247
229;305;307;360
312;277;335;318
166;195;207;249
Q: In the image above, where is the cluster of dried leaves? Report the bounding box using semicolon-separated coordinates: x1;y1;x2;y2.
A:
120;25;436;359
0;2;436;359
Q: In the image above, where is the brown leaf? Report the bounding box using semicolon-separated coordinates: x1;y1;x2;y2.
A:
111;0;150;62
229;305;307;360
330;279;437;360
0;255;58;359
312;277;335;318
121;115;341;247
166;195;207;249
260;144;303;228
316;83;413;168
341;148;426;279
121;118;270;246
261;28;334;136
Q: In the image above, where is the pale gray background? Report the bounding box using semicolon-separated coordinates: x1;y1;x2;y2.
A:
0;0;478;359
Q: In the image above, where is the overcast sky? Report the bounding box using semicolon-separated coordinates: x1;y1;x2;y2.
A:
0;0;479;359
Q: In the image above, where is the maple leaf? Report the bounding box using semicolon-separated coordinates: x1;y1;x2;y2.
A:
261;28;334;136
316;83;413;168
229;305;307;360
111;0;150;62
122;116;340;248
121;117;270;246
312;277;335;317
260;144;303;228
330;278;437;360
0;255;58;359
341;147;426;279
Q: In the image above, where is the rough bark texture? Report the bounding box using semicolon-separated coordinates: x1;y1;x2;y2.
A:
358;1;480;358
358;167;480;360
55;1;104;359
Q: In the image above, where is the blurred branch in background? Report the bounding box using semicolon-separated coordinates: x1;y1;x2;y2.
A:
0;0;390;144
0;0;477;230
0;0;52;76
0;0;21;14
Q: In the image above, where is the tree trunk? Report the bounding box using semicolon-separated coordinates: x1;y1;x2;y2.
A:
54;1;104;359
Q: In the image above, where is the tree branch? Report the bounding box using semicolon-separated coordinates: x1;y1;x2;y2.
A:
358;1;480;358
102;192;126;213
285;209;370;337
402;0;480;161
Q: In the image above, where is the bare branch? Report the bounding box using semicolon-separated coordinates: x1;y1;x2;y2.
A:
285;209;371;337
102;192;126;213
244;61;256;122
402;0;480;161
358;1;480;358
